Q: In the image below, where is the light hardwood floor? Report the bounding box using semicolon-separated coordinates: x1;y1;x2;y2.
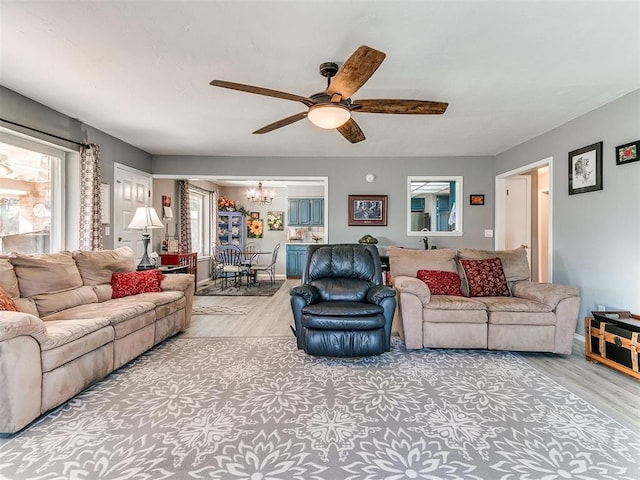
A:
182;279;639;431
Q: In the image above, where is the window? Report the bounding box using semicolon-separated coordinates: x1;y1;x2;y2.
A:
0;134;64;254
189;187;210;257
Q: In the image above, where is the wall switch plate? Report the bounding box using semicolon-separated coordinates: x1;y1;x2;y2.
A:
597;304;606;311
484;229;494;238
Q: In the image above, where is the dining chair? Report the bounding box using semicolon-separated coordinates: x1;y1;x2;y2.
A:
217;245;249;288
251;243;280;285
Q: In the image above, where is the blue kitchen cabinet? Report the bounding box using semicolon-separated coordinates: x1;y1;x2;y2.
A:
288;198;324;226
286;244;309;278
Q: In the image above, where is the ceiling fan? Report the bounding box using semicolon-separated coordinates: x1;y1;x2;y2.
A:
210;45;448;144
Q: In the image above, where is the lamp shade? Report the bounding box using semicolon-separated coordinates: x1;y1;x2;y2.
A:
307;104;351;129
128;206;164;230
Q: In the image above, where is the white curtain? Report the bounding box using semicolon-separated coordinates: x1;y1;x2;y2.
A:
78;144;103;251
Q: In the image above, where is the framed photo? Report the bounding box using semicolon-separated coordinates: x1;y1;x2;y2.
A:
250;211;260;219
568;142;603;195
167;239;180;253
615;140;639;166
348;194;387;226
469;194;484;205
267;211;284;231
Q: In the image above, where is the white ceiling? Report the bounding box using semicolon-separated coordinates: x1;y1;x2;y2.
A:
1;1;638;158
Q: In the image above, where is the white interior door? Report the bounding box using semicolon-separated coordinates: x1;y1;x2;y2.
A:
114;163;152;263
505;176;531;251
495;158;553;282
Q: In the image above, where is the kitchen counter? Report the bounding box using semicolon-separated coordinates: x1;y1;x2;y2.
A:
286;242;327;245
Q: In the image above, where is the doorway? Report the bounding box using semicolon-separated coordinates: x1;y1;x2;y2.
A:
114;163;154;264
495;157;552;282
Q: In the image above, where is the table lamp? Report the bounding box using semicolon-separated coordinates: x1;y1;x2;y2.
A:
128;206;164;270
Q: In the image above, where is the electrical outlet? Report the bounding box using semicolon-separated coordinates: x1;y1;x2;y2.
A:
597;304;606;311
484;229;493;238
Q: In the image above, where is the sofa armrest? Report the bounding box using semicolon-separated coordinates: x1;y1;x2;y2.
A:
160;273;194;293
290;285;320;306
512;281;580;309
366;285;396;304
393;275;431;305
0;311;49;344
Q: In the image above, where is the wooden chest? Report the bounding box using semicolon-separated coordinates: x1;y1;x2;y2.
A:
585;312;640;380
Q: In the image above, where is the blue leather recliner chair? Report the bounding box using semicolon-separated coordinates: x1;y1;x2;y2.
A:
290;244;396;357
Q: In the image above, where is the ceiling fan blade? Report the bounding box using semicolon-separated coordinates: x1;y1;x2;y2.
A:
328;45;386;100
253;112;308;134
336;118;366;144
211;80;314;107
355;99;448;114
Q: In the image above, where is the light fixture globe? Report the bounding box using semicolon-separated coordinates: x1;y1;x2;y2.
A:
307;104;351;129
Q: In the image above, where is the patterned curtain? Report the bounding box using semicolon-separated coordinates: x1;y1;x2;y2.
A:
209;190;217;256
78;144;103;251
178;180;192;253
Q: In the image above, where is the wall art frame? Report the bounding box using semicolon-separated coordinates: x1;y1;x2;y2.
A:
469;194;485;205
568;141;603;195
615;140;639;166
348;194;387;226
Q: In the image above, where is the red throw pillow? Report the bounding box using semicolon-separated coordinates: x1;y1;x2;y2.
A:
111;269;164;299
460;257;510;297
416;270;463;296
0;286;17;311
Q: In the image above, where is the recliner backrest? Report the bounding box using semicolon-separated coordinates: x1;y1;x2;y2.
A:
310;277;373;302
303;244;383;301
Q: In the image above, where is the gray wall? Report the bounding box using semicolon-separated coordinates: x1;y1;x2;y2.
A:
495;89;640;322
1;86;153;249
152;155;496;252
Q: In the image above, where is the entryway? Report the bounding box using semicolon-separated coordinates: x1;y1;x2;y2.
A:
495;157;552;282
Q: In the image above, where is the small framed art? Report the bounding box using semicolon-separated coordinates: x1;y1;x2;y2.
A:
615;140;639;166
568;141;603;195
469;194;485;205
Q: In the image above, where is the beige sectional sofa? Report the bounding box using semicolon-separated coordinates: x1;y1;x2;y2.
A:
389;246;580;354
0;247;194;434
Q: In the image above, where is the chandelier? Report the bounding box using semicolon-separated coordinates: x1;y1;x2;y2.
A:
246;181;275;205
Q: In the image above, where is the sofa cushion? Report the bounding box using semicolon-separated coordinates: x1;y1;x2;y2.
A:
0;257;19;298
460;257;510;297
458;247;530;283
32;286;99;317
73;247;136;286
424;295;487;311
476;296;553;313
389;247;458;278
416;270;463;296
42;298;156;325
42;325;114;373
40;318;114;372
111;270;163;298
0;287;17;311
10;251;83;297
303;301;384;317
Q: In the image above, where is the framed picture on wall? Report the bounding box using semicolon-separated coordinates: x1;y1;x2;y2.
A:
469;194;485;205
615;140;639;166
348;194;387;226
568;141;603;195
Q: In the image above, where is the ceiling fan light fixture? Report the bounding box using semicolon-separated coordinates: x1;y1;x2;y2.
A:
307;104;351;129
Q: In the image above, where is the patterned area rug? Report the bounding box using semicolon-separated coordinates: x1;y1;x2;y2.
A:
196;279;285;297
192;304;253;315
1;337;638;479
